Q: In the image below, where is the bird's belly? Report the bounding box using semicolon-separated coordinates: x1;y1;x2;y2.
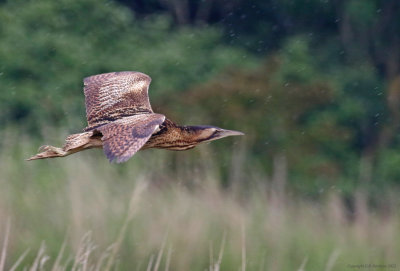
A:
165;145;196;151
142;140;195;151
143;127;196;151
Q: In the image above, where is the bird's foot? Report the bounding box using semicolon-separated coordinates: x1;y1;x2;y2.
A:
27;145;67;161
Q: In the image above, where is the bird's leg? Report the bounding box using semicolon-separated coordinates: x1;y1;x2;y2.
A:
26;131;103;161
39;145;67;155
26;145;68;161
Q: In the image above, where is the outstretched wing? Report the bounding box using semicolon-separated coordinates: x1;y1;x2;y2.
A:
97;113;165;163
83;71;153;130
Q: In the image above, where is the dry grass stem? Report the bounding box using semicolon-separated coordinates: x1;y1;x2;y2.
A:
209;241;214;271
241;223;246;271
72;231;96;271
211;231;226;271
164;245;172;271
29;242;47;271
9;248;30;271
325;249;340;271
105;181;148;271
297;257;308;271
153;232;168;271
0;147;398;271
51;237;67;271
217;231;226;266
95;244;114;271
146;254;154;271
0;219;10;271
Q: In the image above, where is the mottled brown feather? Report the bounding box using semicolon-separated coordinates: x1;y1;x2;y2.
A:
63;131;96;151
97;114;165;163
84;71;153;130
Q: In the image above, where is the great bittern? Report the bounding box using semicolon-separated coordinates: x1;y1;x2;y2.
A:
27;71;244;163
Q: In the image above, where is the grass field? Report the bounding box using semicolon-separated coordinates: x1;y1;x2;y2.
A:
0;135;399;271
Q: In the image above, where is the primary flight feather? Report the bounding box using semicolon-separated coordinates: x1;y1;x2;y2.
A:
28;71;244;163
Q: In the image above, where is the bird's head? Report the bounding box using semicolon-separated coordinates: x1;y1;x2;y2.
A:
189;125;244;144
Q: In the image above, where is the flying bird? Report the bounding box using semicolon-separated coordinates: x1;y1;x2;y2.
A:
27;71;244;163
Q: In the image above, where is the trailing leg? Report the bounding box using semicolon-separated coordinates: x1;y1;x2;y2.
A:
27;145;68;160
27;131;102;161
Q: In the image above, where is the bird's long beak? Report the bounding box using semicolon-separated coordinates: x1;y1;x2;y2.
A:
216;129;245;138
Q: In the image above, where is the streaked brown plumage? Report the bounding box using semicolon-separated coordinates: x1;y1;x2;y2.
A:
27;71;244;163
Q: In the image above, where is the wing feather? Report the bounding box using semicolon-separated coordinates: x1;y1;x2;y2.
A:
83;71;153;130
97;113;165;163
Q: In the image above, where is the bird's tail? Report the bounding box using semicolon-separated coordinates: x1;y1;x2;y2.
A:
26;145;68;161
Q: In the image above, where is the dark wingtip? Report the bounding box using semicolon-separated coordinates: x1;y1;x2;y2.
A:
103;142;134;164
103;144;117;163
116;156;131;163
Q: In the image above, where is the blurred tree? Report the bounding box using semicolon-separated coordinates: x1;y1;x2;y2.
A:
183;36;347;193
182;33;400;194
334;0;400;190
1;0;400;195
0;0;251;135
116;0;339;52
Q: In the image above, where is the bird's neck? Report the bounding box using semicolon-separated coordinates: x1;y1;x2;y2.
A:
144;120;207;150
176;124;215;144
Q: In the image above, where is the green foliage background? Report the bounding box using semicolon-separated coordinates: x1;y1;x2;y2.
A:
1;0;400;269
0;0;251;133
2;0;400;195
